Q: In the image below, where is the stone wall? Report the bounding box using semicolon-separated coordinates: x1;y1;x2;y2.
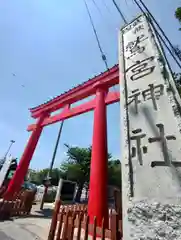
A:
127;199;181;240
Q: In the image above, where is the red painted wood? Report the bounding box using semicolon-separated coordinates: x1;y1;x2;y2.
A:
27;91;119;131
5;65;121;218
88;88;108;228
30;65;119;118
3;113;48;200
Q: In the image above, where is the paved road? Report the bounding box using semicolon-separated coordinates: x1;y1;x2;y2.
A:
0;230;14;240
0;203;53;240
0;218;50;240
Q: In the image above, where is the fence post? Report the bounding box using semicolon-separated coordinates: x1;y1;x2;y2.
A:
114;189;122;218
48;179;63;240
101;218;105;240
62;211;69;239
110;213;119;240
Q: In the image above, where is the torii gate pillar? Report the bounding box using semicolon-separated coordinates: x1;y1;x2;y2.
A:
88;87;108;227
3;113;48;200
3;65;119;219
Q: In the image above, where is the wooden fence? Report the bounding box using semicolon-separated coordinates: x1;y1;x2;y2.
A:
0;189;36;220
48;203;122;240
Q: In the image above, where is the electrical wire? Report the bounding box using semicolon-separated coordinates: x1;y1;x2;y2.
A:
90;0;104;19
90;0;119;33
87;1;120;102
86;1;120;102
111;0;128;24
101;0;127;28
149;18;181;70
150;17;177;81
133;0;181;68
124;0;135;19
101;0;112;15
83;0;109;70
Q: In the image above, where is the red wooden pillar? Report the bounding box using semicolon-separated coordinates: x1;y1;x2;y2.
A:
3;113;48;200
88;87;108;227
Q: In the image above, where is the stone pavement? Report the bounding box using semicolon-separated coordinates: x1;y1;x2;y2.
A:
0;203;53;240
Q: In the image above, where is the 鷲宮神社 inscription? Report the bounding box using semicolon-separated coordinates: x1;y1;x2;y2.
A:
119;14;181;240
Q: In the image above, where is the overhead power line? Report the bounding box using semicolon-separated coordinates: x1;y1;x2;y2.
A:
111;0;127;24
133;0;181;69
101;0;112;15
90;0;118;33
150;19;181;70
83;0;109;70
91;0;105;19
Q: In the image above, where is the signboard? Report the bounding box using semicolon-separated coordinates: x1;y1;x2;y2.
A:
0;156;13;188
61;180;76;201
120;14;181;199
119;14;181;239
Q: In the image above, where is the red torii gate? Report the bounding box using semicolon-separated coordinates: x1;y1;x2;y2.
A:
4;65;120;227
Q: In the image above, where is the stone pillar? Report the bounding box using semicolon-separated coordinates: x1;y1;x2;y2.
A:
4;113;48;200
119;14;181;239
88;87;108;227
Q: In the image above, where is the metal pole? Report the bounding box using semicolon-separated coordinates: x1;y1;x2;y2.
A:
47;121;64;178
40;121;64;210
111;0;127;24
4;140;15;160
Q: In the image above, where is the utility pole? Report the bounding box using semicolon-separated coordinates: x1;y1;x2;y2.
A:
4;140;15;160
40;121;64;210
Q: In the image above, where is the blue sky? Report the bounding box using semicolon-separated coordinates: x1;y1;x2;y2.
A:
0;0;180;170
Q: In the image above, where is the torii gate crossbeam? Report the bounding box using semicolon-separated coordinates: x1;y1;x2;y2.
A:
3;64;120;227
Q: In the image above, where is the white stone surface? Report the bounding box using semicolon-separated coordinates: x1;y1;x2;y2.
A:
127;199;181;240
119;14;181;239
0;156;13;188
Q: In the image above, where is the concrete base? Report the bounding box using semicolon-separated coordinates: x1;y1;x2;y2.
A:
126;199;181;240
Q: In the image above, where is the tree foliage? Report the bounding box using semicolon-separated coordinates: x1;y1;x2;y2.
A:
173;45;181;61
175;7;181;30
60;144;92;202
175;7;181;22
61;144;121;202
28;144;121;203
28;168;64;185
108;160;122;189
61;144;92;185
173;72;181;96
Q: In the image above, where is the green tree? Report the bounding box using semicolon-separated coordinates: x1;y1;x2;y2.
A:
60;144;92;202
61;144;121;202
108;160;121;189
173;72;181;96
29;168;63;185
175;7;181;30
173;45;181;61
